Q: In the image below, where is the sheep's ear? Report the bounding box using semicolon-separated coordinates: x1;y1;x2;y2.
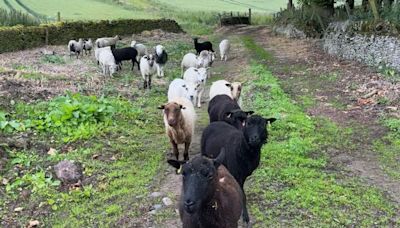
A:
157;105;165;110
180;105;186;110
213;148;226;168
182;84;186;88
167;159;186;174
265;118;277;125
245;111;254;116
194;68;198;72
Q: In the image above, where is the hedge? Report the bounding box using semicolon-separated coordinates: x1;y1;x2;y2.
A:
0;19;183;53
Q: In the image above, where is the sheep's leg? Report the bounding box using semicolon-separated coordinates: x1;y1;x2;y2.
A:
240;183;250;225
143;78;147;89
160;65;164;77
197;89;203;108
171;140;179;160
131;60;134;71
183;141;190;161
148;76;152;90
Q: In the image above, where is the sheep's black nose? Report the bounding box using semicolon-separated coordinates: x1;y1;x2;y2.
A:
250;135;259;143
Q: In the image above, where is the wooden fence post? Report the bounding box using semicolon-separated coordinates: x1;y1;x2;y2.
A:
45;28;49;46
57;12;61;22
248;8;252;25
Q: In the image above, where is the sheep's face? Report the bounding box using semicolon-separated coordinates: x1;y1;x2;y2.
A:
185;82;199;104
109;65;118;75
145;54;155;67
159;102;184;127
196;68;208;84
243;115;277;148
168;154;225;214
231;82;242;101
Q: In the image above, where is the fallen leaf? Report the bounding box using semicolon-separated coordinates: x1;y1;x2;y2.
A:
92;154;100;159
14;207;24;212
2;178;9;185
27;220;39;228
47;148;56;156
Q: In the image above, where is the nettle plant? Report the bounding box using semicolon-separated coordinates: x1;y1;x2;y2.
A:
2;93;116;142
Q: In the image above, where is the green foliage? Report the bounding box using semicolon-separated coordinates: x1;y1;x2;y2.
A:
40;54;66;64
0;111;25;132
0;19;182;53
0;8;40;26
242;37;398;226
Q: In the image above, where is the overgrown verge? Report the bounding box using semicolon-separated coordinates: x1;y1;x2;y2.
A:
242;37;399;226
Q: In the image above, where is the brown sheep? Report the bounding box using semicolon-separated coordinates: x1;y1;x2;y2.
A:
158;97;196;161
168;150;243;228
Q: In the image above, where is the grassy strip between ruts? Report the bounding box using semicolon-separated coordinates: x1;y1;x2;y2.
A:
241;36;399;227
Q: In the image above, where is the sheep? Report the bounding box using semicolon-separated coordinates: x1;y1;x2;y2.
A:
140;54;157;90
94;46;111;65
158;97;196;161
183;67;208;108
193;37;214;54
83;38;93;55
219;39;230;61
180;53;204;76
67;38;84;59
167;150;243;228
209;80;233;101
155;45;168;77
198;50;215;77
208;94;253;130
111;47;140;71
95;35;121;48
231;82;242;107
130;40;148;62
98;49;118;77
201;116;277;224
168;78;196;102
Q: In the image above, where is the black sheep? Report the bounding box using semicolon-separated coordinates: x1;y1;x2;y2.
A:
168;151;243;228
194;38;214;55
208;94;253;130
201;115;276;224
111;47;140;71
155;45;168;77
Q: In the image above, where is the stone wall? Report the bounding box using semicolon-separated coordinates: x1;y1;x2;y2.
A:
323;21;400;71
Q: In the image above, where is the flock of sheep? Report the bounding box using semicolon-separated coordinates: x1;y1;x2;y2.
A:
68;34;276;227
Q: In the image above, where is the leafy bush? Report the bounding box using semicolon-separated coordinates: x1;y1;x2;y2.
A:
41;55;66;64
0;111;25;132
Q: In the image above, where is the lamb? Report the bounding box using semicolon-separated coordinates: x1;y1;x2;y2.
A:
83;38;93;55
219;39;231;61
209;80;233;101
201;116;277;224
95;35;121;48
140;54;157;90
208;95;253;130
98;49;118;77
183;67;208;108
67;38;84;59
130;40;148;62
167;151;243;228
158;97;196;161
111;47;140;71
94;46;111;65
193;37;214;54
198;50;215;77
168;78;197;102
155;45;168;77
180;53;204;76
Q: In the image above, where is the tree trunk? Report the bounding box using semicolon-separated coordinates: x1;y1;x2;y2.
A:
347;0;355;9
362;0;369;11
288;0;294;10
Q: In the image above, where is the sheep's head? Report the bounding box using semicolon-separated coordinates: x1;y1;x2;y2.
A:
158;102;185;127
109;64;118;76
185;82;200;104
144;54;155;67
225;109;254;130
115;35;121;40
131;40;137;47
243;115;277;148
195;67;208;84
167;150;225;214
231;82;242;101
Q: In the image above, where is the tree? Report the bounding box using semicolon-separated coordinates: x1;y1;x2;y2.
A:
347;0;355;10
288;0;294;9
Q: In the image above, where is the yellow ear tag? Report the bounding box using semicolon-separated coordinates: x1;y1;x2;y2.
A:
177;165;183;174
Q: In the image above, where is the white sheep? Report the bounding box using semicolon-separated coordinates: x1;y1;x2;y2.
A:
180;53;204;76
219;39;230;61
98;49;118;77
131;40;148;62
183;67;208;108
67;38;84;59
158;97;196;161
198;50;215;78
155;45;168;77
167;78;191;101
94;46;111;65
95;35;121;48
209;80;233;101
140;54;157;90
